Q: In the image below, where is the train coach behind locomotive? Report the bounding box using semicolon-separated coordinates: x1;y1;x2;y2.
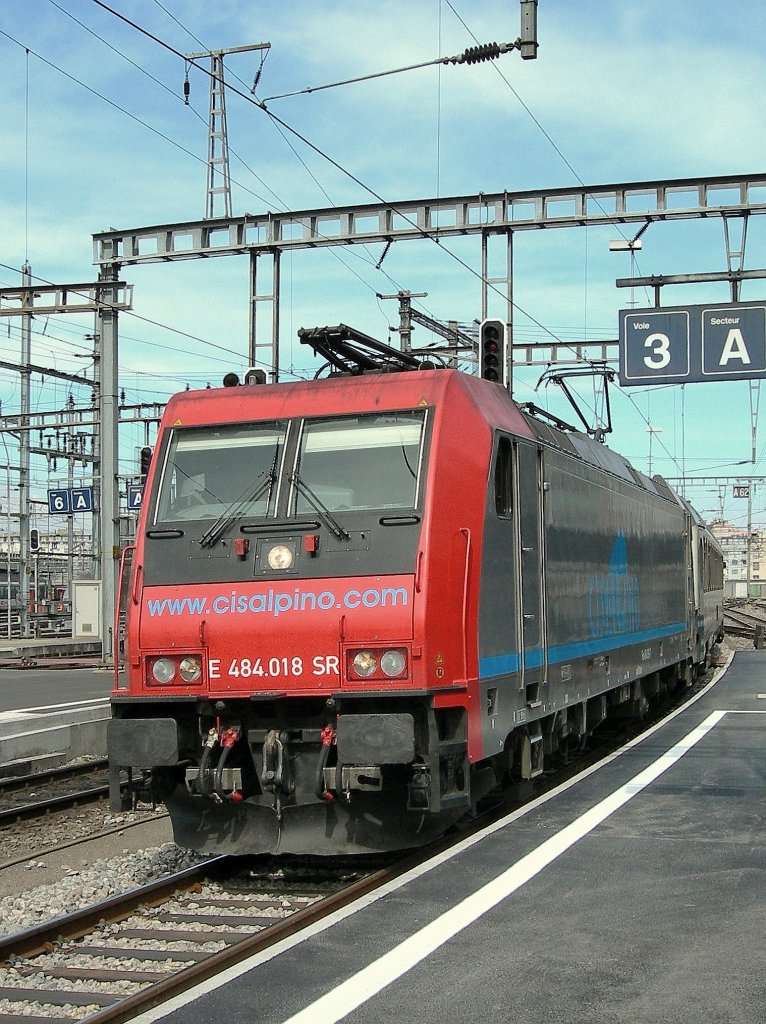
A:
108;329;724;856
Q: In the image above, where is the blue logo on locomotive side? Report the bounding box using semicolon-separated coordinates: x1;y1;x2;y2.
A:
588;532;640;637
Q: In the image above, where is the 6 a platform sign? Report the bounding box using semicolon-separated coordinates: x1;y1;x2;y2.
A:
619;302;766;386
48;486;93;515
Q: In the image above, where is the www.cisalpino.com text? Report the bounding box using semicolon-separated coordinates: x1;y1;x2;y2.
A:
146;585;409;619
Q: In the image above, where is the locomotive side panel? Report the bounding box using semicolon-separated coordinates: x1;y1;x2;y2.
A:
543;451;688;683
476;436;692;770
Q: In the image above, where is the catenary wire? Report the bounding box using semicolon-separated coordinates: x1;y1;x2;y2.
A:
82;0;601;366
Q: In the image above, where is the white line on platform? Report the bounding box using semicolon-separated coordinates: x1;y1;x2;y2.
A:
278;710;727;1024
2;698;109;717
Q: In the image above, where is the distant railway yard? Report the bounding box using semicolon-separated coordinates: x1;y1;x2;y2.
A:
722;599;766;643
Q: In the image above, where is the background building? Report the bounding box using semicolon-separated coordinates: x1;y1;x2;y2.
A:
709;520;766;598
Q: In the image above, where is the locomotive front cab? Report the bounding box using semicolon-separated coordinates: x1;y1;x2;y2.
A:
110;380;482;854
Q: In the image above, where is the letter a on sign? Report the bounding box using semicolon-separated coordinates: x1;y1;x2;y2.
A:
719;329;751;365
70;487;93;512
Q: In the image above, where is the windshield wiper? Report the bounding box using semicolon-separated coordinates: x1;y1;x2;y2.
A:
199;470;275;548
290;472;350;541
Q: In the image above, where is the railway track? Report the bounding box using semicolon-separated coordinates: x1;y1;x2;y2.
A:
0;854;401;1023
0;759;168;874
723;602;766;640
0;761;109;794
0;761;119;826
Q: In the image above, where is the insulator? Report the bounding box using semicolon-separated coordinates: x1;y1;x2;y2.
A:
120;388;126;404
457;42;502;65
183;67;190;106
375;240;392;270
252;66;263;91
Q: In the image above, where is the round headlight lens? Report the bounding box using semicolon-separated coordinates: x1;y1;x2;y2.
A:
380;649;406;677
267;543;294;570
179;655;202;682
151;657;176;684
352;651;377;677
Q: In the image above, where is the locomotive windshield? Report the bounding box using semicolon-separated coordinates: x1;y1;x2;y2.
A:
152;409;427;524
154;422;286;523
292;411;426;513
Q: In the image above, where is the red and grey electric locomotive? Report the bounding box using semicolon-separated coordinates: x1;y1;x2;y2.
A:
109;327;724;856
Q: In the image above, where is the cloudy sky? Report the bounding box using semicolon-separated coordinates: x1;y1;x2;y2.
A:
2;1;766;524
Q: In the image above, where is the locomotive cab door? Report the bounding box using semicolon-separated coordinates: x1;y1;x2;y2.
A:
515;441;547;703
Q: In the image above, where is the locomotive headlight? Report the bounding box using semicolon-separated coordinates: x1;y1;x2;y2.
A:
348;647;409;681
267;543;294;570
151;657;176;684
380;649;407;677
352;651;377;677
179;655;202;682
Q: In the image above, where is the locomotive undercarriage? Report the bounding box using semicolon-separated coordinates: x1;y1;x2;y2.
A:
495;656;701;794
109;695;482;856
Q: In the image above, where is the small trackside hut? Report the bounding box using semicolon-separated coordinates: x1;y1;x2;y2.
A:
109;329;724;855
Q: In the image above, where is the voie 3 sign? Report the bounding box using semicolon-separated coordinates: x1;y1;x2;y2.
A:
619;301;766;385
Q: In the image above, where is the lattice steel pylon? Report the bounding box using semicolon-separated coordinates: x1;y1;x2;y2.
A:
186;43;270;220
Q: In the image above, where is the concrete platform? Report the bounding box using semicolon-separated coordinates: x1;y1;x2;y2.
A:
0;699;109;775
134;651;766;1024
0;636;104;670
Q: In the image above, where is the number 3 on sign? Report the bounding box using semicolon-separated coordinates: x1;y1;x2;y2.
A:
644;333;671;369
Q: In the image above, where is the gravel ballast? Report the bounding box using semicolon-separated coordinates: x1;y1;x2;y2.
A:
0;839;208;938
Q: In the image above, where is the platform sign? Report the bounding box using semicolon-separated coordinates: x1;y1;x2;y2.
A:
48;488;70;514
71;487;93;512
701;306;766;376
619;302;766;386
127;485;143;512
48;486;93;515
621;310;690;383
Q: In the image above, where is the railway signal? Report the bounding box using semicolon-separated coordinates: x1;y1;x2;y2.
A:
479;318;507;385
139;446;152;481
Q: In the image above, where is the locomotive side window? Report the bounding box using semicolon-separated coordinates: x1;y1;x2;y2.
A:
292;411;426;513
154;422;286;523
494;435;513;517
